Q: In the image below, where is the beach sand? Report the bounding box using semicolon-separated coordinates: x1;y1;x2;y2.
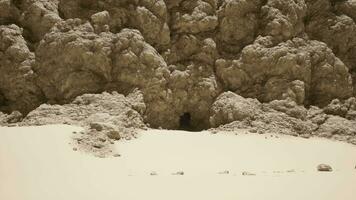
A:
0;125;356;200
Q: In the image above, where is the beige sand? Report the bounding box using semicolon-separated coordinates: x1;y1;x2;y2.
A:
0;125;356;200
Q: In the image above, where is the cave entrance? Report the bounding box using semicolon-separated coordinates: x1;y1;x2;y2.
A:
179;112;194;131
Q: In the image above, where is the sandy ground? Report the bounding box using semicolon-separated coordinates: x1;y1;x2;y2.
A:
0;125;356;200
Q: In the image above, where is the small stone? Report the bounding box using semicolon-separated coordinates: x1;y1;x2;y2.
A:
72;131;77;134
172;171;184;175
97;155;106;158
150;171;158;176
93;143;104;149
258;130;264;134
107;130;121;140
90;122;104;131
301;134;311;139
73;147;78;151
317;164;333;172
249;129;257;133
98;137;106;142
113;154;121;157
242;171;256;176
218;170;230;174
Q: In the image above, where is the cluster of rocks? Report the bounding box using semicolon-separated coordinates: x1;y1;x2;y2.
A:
210;92;356;145
15;91;146;157
1;0;356;150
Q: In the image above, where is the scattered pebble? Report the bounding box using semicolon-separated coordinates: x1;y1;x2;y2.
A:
317;164;333;172
172;171;184;175
113;154;121;157
301;134;311;139
249;129;257;133
97;155;106;158
98;137;106;142
107;130;121;140
72;131;77;134
90;122;104;131
93;143;104;149
150;171;158;176
218;170;230;175
286;169;296;173
73;147;78;151
242;171;256;176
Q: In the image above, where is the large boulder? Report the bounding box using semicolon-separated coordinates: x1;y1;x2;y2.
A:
261;0;307;42
35;19;114;102
216;36;353;106
0;24;43;113
216;0;261;53
18;0;62;42
210;92;261;128
316;115;356;142
306;0;356;95
22;91;146;132
0;0;21;24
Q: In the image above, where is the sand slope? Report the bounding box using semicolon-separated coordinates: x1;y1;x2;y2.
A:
0;125;356;200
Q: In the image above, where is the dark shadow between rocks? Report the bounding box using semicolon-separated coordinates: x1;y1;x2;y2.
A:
178;112;204;132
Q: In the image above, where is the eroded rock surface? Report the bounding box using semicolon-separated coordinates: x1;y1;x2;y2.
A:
210;92;356;145
19;91;147;157
1;0;356;148
0;24;43;113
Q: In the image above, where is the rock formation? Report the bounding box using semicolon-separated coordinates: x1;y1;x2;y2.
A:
1;0;356;145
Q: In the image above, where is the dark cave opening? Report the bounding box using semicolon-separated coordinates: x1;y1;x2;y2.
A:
0;91;10;113
179;112;192;131
178;112;202;132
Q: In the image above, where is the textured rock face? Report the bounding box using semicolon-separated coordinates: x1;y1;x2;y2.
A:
261;0;307;42
58;0;170;49
217;0;261;53
18;0;62;42
216;37;353;106
306;0;356;95
35;20;114;102
0;25;43;113
0;0;21;24
210;92;262;127
168;0;218;34
21;91;146;134
210;92;356;145
0;0;356;134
